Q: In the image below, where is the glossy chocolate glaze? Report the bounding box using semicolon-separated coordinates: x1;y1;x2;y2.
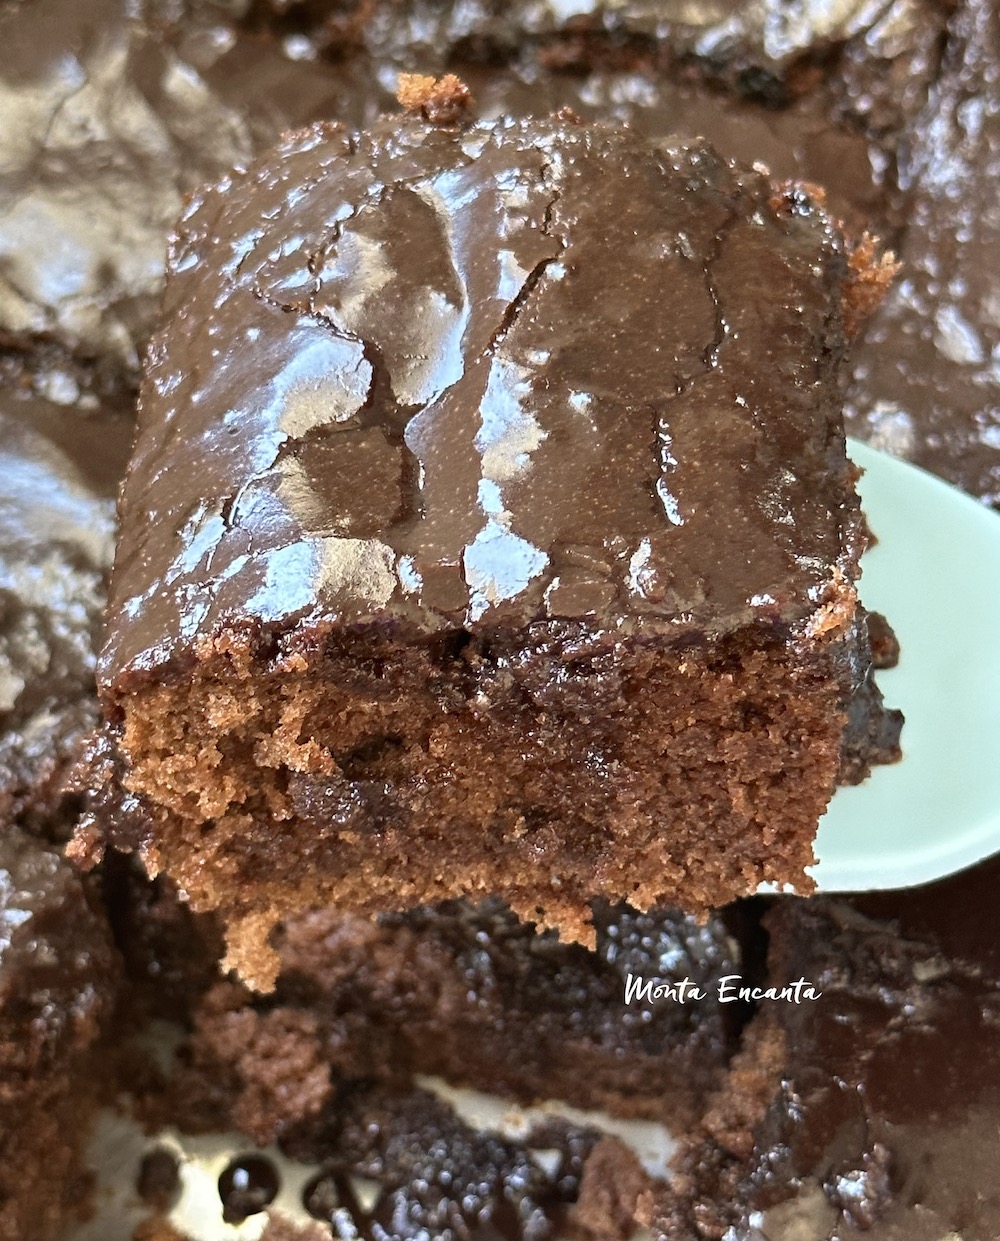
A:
206;0;966;513
259;0;939;103
749;891;1000;1240
0;824;119;1241
465;64;889;237
0;0;993;1236
652;875;1000;1240
389;897;743;1062
0;351;131;824
0;827;115;1059
0;828;118;1171
0;0;250;374
102;112;865;687
169;3;394;144
846;0;1000;505
221;1;945;237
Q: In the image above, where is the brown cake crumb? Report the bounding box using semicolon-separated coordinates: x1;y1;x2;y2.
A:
202;1006;332;1145
844;232;900;338
395;73;473;124
768;178;829;215
700;1016;788;1162
259;1217;330;1241
165;897;743;1147
132;1217;188;1241
97;112;900;979
571;1137;650;1241
867;610;901;670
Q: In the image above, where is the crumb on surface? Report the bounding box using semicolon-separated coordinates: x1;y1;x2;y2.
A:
67;816;105;870
395;73;473;124
701;1016;787;1161
767;182;898;338
222;908;282;993
259;1212;330;1241
572;1136;652;1240
844;232;900;337
805;567;859;639
867;611;901;670
769;178;829;215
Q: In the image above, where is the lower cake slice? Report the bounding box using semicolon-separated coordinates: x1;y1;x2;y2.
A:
93;98;900;985
107;874;753;1240
113;874;750;1145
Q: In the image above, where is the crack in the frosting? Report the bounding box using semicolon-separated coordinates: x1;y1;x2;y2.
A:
699;205;742;376
486;155;564;358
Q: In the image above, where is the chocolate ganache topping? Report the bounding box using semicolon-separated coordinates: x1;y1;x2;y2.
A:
102;112;863;686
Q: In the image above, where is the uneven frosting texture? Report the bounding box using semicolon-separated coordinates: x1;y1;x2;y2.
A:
0;0;250;372
0;361;128;818
0;827;114;1068
103;115;861;684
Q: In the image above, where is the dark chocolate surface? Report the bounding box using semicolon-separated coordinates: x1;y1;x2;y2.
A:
0;0;991;1236
0;351;131;824
750;890;1000;1241
846;0;1000;505
257;0;941;102
0;825;116;1079
103;112;865;686
166;896;744;1150
388;897;743;1060
168;0;917;241
649;869;1000;1240
0;823;118;1241
203;0;1000;510
0;0;250;373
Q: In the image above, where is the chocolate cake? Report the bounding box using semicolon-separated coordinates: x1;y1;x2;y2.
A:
846;0;1000;505
199;0;997;502
0;0;250;377
95;104;899;984
0;828;118;1241
160;899;745;1146
0;0;997;1237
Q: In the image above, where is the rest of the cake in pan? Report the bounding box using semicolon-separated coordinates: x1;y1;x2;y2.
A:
0;828;118;1241
650;860;1000;1240
95;101;899;985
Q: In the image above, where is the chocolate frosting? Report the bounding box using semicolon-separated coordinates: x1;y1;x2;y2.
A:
0;826;116;1073
752;890;1000;1239
0;0;250;373
0;359;128;819
846;0;1000;505
102;113;863;687
271;0;919;94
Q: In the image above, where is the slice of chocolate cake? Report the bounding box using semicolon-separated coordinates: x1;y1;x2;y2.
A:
160;899;745;1147
0;828;119;1241
95;101;899;985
